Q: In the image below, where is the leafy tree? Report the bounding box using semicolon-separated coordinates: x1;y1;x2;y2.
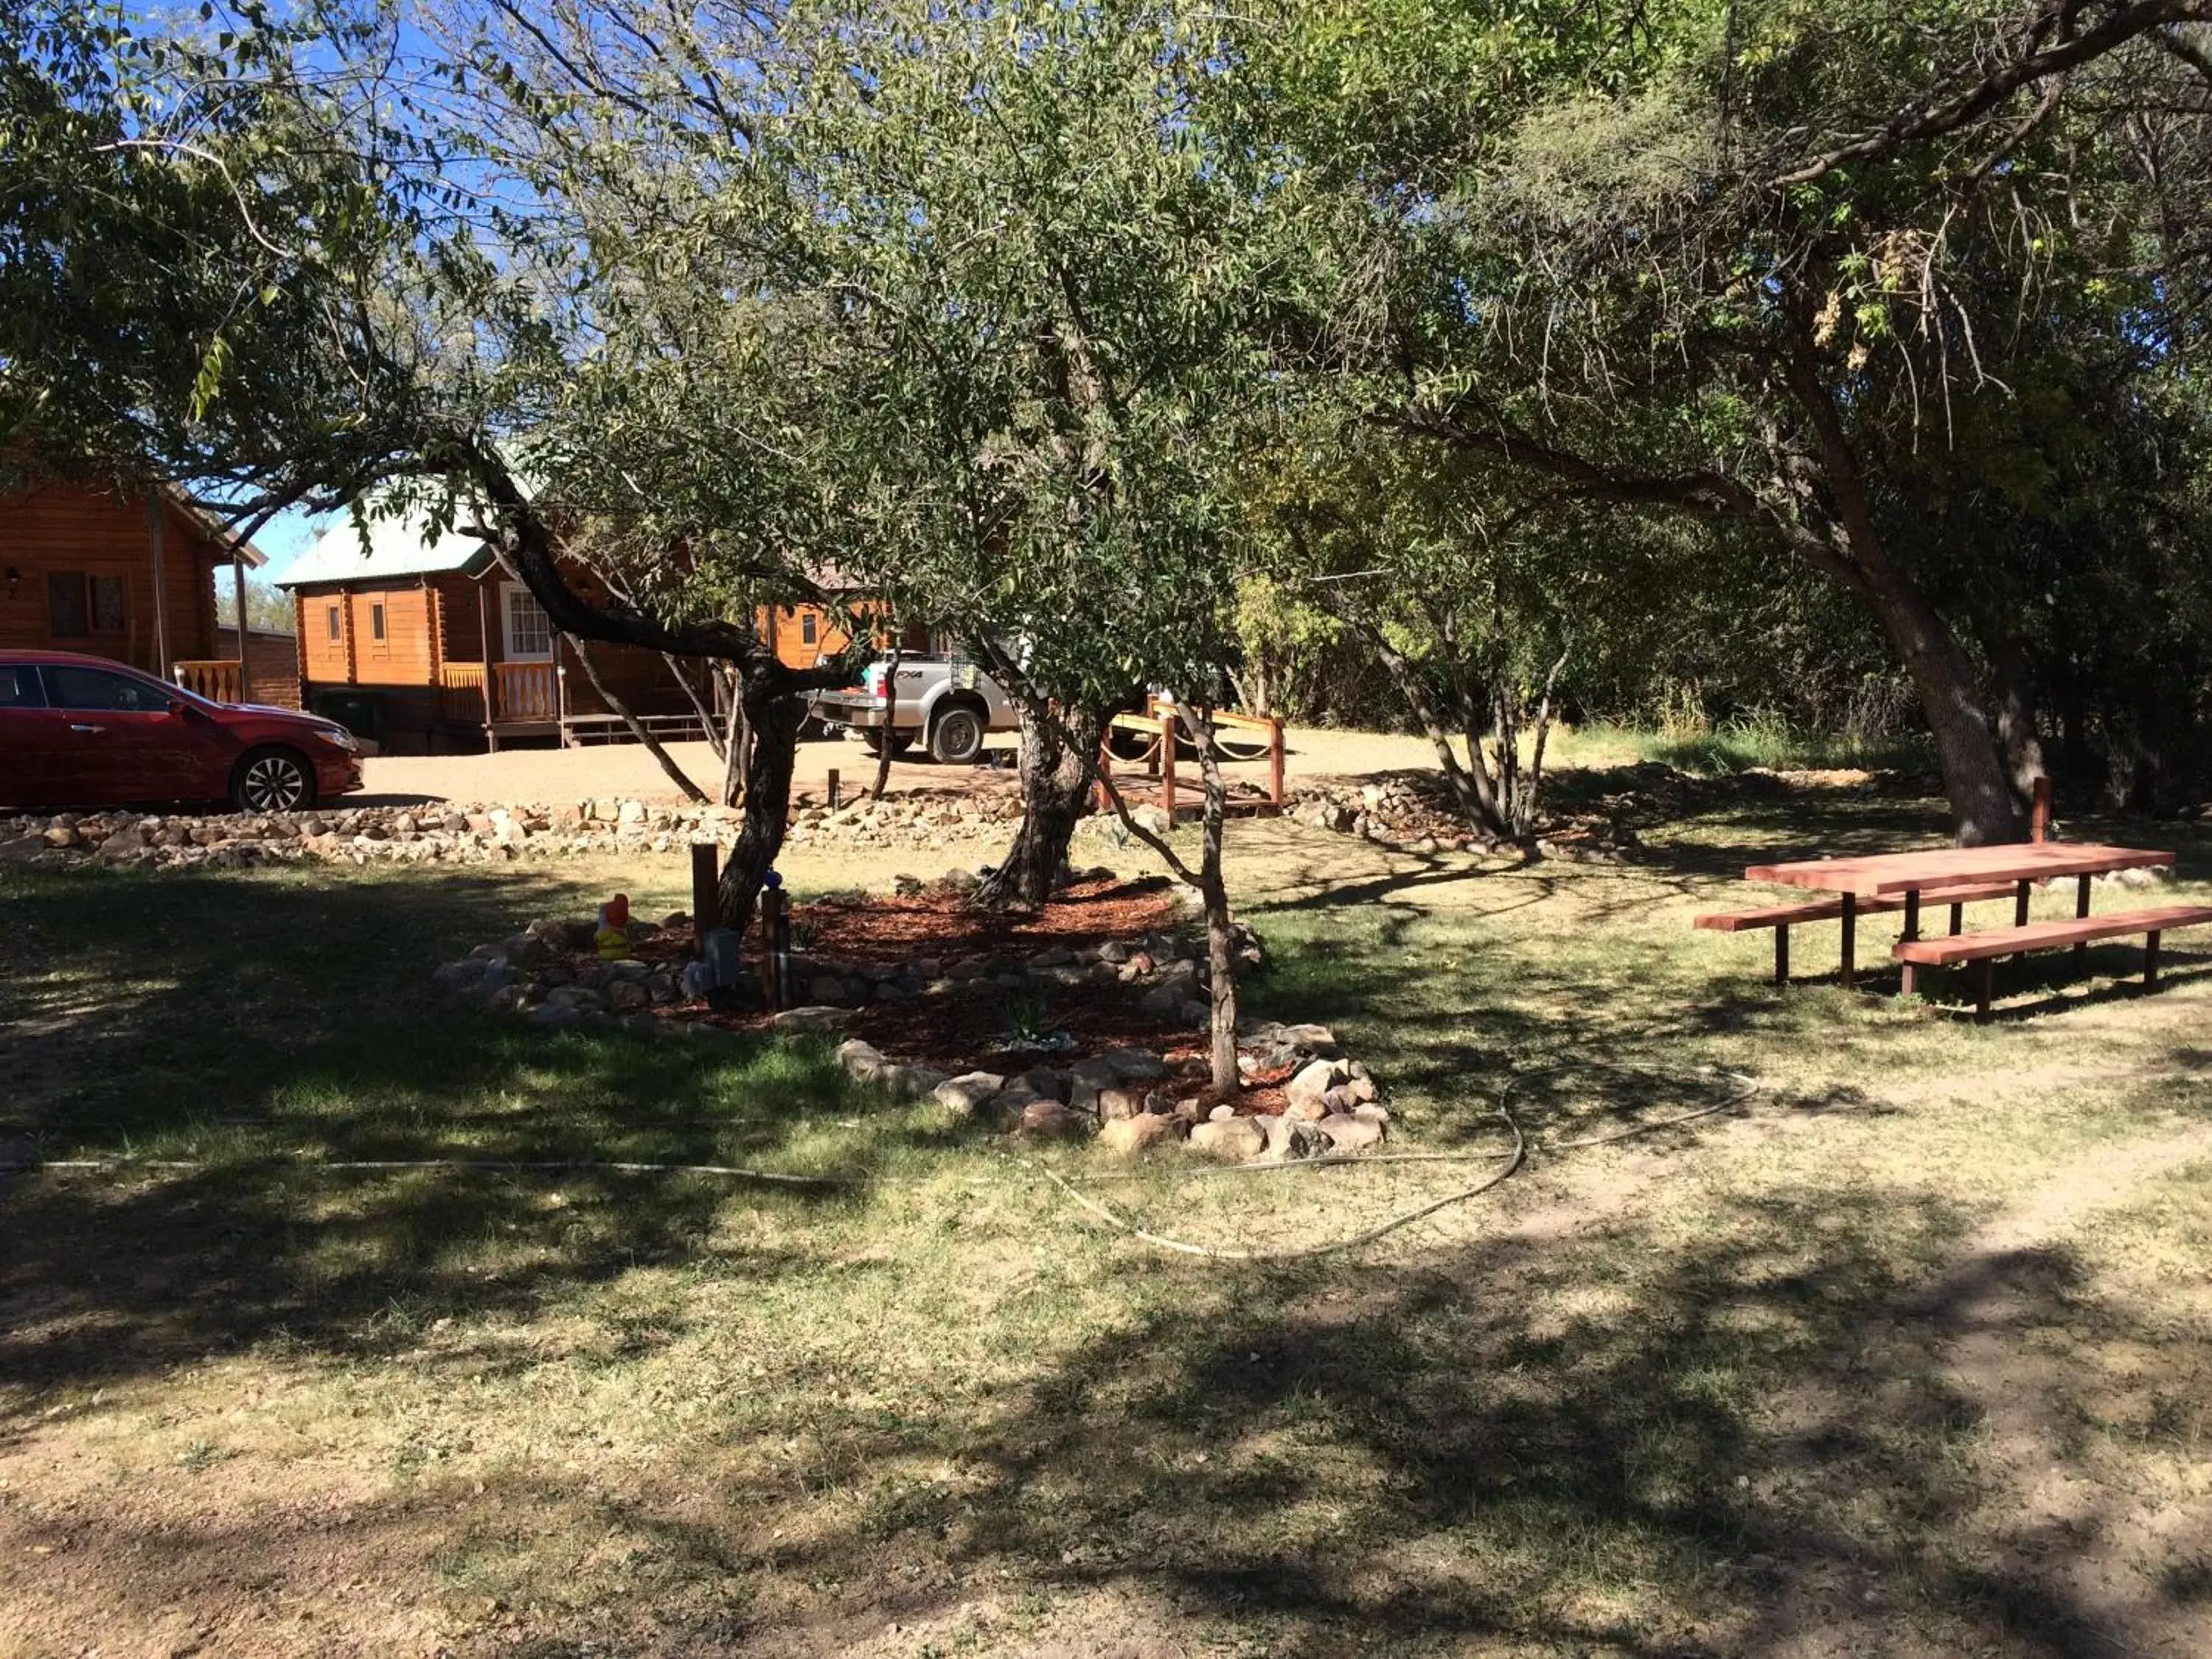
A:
1230;0;2212;841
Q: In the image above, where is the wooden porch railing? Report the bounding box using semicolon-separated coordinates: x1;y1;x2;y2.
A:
437;661;486;722
493;661;559;723
173;659;243;703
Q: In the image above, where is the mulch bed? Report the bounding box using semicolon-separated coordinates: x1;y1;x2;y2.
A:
546;878;1293;1107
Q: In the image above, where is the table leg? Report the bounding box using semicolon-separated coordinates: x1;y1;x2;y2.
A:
1773;925;1790;987
1949;901;1965;936
1902;888;1921;942
2146;931;2162;989
2012;878;2032;963
1840;891;1857;990
2074;873;2092;975
1900;961;1917;998
1975;957;1994;1023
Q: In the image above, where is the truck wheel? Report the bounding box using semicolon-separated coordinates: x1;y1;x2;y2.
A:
860;731;914;759
928;706;987;765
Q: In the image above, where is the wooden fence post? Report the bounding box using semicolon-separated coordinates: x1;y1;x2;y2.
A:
1267;715;1285;808
1160;709;1176;823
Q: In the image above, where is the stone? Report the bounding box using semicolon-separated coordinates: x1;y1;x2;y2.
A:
1067;1056;1119;1110
838;1038;888;1079
0;837;46;864
1189;1117;1266;1161
810;975;855;1006
1098;940;1132;964
1208;1103;1238;1122
771;1005;857;1033
94;826;147;860
1020;1067;1069;1102
1138;986;1183;1018
1097;1114;1183;1156
607;980;650;1012
433;959;488;993
933;1071;1006;1116
1028;945;1074;970
877;1063;951;1102
1015;1099;1089;1140
1095;1086;1149;1122
617;799;647;824
1261;1113;1330;1161
1285;1059;1345;1117
1101;1047;1169;1083
529;1000;585;1030
1315;1113;1386;1152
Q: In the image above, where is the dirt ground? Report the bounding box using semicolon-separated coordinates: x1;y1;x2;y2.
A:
357;725;1445;807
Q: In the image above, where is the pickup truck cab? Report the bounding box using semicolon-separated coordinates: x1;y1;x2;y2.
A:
810;653;1018;765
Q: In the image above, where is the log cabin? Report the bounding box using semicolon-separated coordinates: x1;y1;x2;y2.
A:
278;512;703;753
0;473;288;705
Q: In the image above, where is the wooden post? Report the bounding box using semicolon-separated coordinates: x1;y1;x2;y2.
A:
232;552;251;702
555;633;571;746
1095;742;1113;813
827;768;841;810
691;842;719;958
2031;775;2051;844
1267;716;1285;808
1160;709;1176;824
476;581;495;746
145;496;172;676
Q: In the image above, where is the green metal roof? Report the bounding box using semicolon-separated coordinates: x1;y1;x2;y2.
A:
276;511;497;588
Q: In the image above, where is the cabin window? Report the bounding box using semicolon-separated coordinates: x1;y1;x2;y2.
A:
504;585;552;658
91;576;127;632
46;572;88;638
0;666;44;708
801;612;819;647
326;604;341;641
369;602;386;642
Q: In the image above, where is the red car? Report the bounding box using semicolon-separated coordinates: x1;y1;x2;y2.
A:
0;650;364;813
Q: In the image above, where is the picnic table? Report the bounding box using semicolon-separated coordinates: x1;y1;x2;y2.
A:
1737;842;2185;1012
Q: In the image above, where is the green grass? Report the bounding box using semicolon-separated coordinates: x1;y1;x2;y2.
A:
1564;710;1935;775
4;775;2211;1656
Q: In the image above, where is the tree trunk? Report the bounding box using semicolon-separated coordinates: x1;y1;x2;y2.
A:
1775;312;2030;846
1848;557;2026;844
1986;634;2048;807
973;699;1105;911
720;672;747;809
714;673;804;936
1355;622;1513;839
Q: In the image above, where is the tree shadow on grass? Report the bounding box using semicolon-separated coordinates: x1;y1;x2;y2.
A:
0;863;951;1397
467;1171;2201;1659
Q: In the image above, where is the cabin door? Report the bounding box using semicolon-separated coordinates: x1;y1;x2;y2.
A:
499;582;553;661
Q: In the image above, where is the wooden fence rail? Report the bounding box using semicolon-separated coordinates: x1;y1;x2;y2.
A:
172;659;243;703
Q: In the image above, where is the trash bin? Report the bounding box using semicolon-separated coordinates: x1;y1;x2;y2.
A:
313;688;385;742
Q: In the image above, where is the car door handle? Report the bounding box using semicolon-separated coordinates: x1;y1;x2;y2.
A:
68;723;106;733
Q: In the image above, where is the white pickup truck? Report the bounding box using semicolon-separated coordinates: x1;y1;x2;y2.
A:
810;653;1020;765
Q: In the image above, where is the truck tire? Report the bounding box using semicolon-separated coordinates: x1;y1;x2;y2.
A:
928;703;987;765
860;730;914;759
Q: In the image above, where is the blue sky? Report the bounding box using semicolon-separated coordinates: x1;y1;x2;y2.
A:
252;504;341;580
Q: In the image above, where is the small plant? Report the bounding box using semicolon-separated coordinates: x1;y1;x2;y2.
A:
788;916;824;952
1001;987;1053;1046
178;1438;226;1472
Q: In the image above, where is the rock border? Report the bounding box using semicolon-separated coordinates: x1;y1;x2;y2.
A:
428;905;1389;1165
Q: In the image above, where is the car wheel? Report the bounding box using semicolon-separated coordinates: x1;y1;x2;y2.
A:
860;730;915;759
233;748;315;813
928;706;987;765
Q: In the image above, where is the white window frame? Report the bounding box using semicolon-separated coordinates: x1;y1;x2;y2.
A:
501;581;553;661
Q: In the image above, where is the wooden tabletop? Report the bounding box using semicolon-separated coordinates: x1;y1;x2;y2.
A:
1745;842;2176;898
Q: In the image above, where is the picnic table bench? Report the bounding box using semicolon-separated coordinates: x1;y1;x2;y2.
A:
1703;839;2208;1018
